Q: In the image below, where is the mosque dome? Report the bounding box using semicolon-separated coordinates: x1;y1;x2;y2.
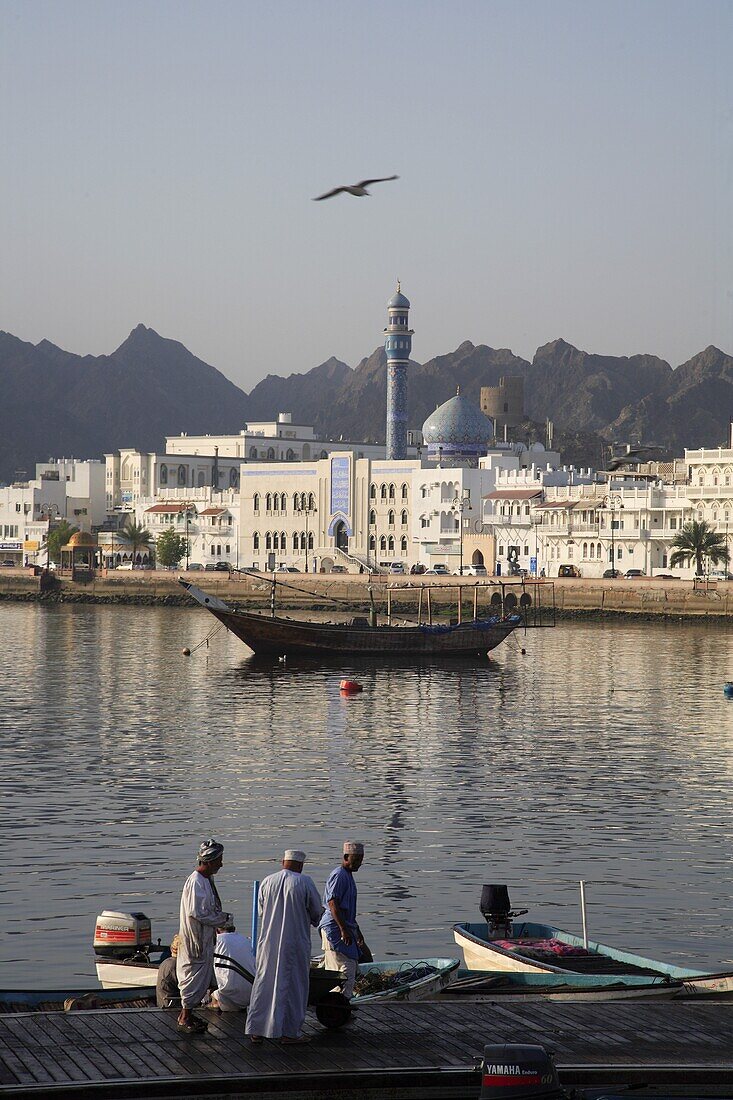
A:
387;286;410;310
66;530;97;548
422;391;494;460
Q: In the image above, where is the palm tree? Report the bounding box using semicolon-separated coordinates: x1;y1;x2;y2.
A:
43;520;79;565
669;520;730;576
119;520;153;564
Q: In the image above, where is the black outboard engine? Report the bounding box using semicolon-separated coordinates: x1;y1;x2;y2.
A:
480;884;528;939
480;1044;565;1100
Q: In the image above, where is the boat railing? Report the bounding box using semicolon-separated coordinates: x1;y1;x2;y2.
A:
382;579;556;628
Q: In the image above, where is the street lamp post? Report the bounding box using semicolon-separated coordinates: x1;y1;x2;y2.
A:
600;494;623;573
184;508;193;570
452;489;473;575
531;512;543;576
296;499;317;573
39;503;59;567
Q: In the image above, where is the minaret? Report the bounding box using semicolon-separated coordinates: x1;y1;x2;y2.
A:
384;281;414;460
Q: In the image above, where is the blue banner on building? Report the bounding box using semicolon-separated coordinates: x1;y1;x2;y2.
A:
328;456;352;535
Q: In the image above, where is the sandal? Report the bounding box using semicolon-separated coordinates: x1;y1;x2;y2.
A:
249;1035;264;1044
280;1035;311;1044
177;1017;208;1034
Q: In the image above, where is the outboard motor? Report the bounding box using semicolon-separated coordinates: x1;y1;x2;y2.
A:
480;884;528;939
93;911;152;959
480;1044;565;1100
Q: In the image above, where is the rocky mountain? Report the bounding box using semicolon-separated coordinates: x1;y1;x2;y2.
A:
2;323;732;484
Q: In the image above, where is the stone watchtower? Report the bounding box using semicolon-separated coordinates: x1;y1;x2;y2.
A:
480;376;524;436
384;282;414;460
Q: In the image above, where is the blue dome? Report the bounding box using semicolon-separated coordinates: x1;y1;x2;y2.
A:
422;393;493;456
388;289;410;309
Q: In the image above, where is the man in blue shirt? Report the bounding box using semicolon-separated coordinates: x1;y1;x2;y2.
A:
319;841;365;997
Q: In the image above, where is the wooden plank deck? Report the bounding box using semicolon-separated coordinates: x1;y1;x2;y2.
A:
1;1001;733;1098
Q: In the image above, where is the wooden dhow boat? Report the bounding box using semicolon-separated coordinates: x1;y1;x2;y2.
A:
178;576;554;657
453;884;733;997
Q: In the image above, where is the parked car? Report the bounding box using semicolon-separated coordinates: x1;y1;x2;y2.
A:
204;563;217;571
558;564;581;578
603;568;621;578
708;569;733;579
389;562;406;575
1;559;16;567
330;565;348;574
276;565;300;573
117;561;134;570
425;564;450;575
624;568;646;578
655;572;676;579
214;561;231;572
460;564;487;576
187;563;204;571
410;563;426;575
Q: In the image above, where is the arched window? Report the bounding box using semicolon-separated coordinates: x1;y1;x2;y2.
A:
198;471;205;487
401;509;408;525
159;465;168;486
307;532;314;550
308;493;315;510
300;532;307;550
280;493;287;511
273;494;279;512
380;484;387;500
320;450;328;460
230;469;239;488
388;535;395;551
253;532;260;550
370;484;376;499
267;447;276;460
401;536;408;552
273;532;279;550
583;542;588;558
293;493;299;510
401;483;408;499
249;446;258;459
389;483;395;499
380;535;387;551
253;493;260;512
286;448;295;461
293;532;299;549
265;493;272;511
369;535;376;550
302;444;310;460
281;531;286;549
265;532;272;549
597;542;602;558
388;510;395;525
369;509;376;525
178;464;186;487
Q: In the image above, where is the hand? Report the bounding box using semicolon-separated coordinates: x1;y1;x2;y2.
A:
341;928;352;946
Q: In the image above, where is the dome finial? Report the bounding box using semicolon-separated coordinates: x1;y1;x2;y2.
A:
456;385;460;396
396;279;401;293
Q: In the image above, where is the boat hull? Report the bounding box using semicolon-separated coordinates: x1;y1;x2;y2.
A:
453;922;733;996
438;969;680;1001
212;607;519;656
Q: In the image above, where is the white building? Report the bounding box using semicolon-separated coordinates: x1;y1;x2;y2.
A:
0;459;106;565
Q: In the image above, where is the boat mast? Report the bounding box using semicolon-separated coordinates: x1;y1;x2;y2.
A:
270;577;276;618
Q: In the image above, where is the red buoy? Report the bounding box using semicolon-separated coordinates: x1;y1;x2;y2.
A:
340;679;363;694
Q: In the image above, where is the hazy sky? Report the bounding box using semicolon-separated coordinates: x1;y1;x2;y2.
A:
2;0;732;389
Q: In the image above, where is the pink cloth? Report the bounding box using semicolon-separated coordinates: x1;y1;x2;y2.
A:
494;938;591;958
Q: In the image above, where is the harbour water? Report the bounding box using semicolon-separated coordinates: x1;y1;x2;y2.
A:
2;602;733;987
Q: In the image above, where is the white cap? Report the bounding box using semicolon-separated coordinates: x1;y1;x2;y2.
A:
284;849;306;863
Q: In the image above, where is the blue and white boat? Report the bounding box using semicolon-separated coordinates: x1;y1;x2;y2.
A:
438;968;680;1001
454;914;733;997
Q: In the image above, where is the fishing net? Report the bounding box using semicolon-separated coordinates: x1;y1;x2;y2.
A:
354;961;437;997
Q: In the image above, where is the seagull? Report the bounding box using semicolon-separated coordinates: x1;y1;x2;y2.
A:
312;175;399;201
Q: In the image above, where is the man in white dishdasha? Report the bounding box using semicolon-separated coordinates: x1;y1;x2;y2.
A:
176;838;230;1034
245;849;323;1044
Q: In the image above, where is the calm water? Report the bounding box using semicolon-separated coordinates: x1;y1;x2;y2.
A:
1;602;733;987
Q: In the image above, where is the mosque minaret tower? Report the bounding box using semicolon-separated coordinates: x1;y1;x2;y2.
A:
384;281;413;460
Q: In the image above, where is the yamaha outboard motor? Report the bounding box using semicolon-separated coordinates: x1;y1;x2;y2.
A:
480;884;528;939
480;1044;565;1100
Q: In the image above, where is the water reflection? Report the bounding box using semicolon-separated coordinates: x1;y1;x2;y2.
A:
1;604;733;984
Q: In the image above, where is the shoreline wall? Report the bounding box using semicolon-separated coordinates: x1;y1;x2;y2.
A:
1;571;733;619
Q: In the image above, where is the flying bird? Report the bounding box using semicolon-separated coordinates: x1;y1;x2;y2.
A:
312;175;399;201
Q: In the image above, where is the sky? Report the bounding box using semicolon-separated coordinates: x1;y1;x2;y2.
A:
1;0;732;389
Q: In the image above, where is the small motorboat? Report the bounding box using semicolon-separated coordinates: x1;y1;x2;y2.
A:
453;883;733;997
93;908;459;1007
352;958;459;1002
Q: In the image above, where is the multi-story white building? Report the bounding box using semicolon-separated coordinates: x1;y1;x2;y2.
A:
0;459;106;565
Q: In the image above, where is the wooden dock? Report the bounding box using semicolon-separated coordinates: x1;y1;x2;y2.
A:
1;1001;733;1098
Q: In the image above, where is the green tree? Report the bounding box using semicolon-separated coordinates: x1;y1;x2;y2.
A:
119;520;153;563
44;521;79;565
669;520;730;576
156;529;189;568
